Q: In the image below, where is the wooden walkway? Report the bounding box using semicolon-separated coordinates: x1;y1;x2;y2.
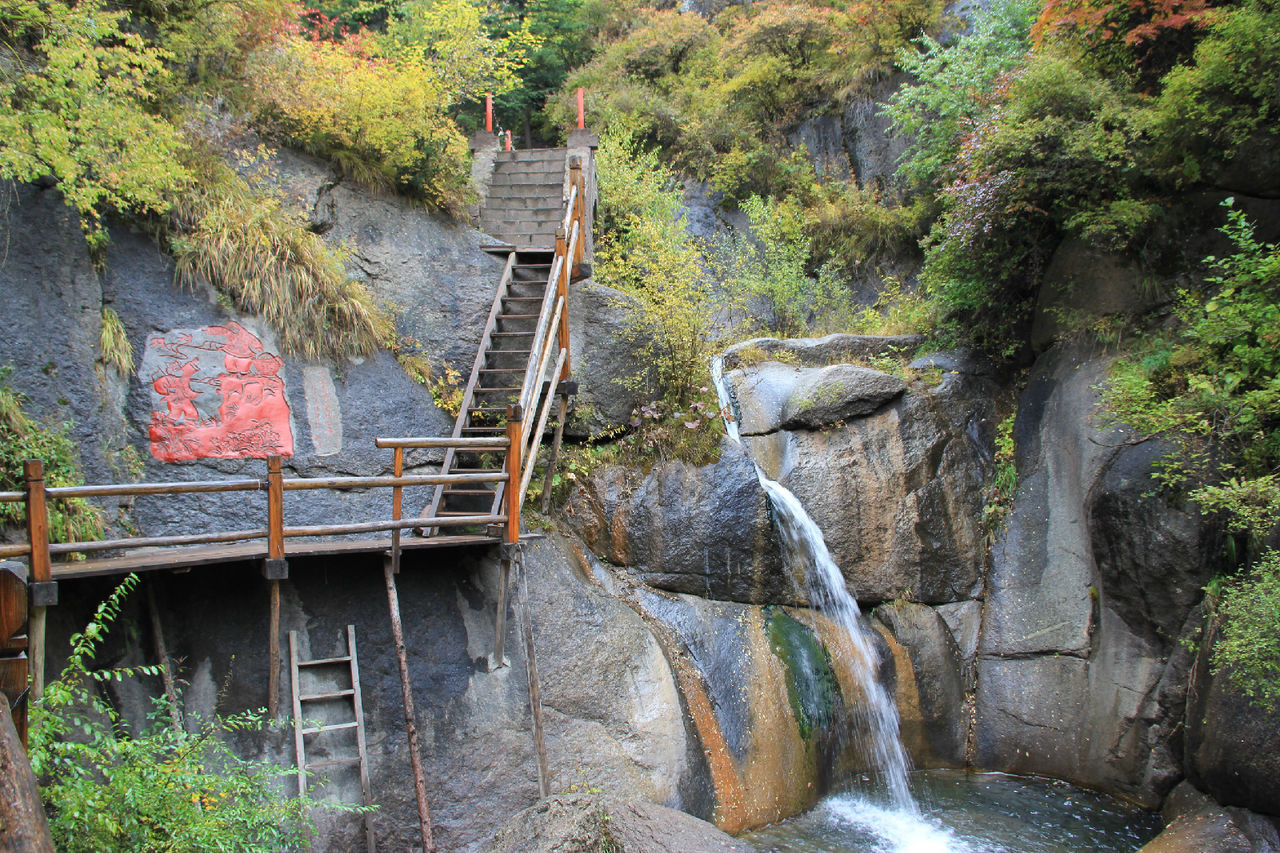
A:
50;534;501;580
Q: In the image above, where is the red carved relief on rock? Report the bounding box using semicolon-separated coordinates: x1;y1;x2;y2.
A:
145;323;294;462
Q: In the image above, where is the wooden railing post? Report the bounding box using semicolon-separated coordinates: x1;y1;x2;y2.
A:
576;86;585;130
556;225;572;380
504;406;523;546
391;446;404;574
24;461;53;702
485;93;493;133
264;455;286;718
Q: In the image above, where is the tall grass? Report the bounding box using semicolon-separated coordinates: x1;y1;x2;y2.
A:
167;158;392;362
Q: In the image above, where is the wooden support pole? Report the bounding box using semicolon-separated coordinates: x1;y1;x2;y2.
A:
540;395;571;514
268;580;281;718
391;447;404;575
490;549;511;670
24;461;49;702
576;87;585;130
516;555;549;797
266;456;285;718
146;582;182;730
382;554;435;852
504;405;523;546
485;93;493;133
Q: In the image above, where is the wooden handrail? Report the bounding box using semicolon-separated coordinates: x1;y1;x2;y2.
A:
377;436;511;449
49;479;262;498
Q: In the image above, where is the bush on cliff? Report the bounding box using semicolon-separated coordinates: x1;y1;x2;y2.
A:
1106;202;1280;709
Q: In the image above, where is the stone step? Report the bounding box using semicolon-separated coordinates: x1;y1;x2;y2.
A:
481;219;562;234
494;149;567;164
482;199;564;215
489;173;566;187
493;158;564;173
485;184;553;200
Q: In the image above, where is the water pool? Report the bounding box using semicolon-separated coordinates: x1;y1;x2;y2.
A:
742;770;1163;853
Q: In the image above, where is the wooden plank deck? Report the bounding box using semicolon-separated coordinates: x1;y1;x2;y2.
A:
51;533;504;580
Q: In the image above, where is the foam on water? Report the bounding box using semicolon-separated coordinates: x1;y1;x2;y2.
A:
823;794;977;853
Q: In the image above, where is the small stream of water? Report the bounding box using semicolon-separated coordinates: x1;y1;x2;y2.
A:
710;358;916;814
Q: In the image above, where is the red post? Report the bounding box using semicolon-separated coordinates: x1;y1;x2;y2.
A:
485;93;493;133
504;130;512;151
576;87;585;130
504;405;523;545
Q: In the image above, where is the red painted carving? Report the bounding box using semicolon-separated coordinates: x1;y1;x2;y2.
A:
145;322;294;462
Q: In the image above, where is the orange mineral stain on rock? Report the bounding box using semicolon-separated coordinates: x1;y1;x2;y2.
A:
738;607;819;824
873;623;929;763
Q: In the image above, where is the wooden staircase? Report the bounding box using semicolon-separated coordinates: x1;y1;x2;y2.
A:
423;149;589;538
426;250;557;530
479;149;568;249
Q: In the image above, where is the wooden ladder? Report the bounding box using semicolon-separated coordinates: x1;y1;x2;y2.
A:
289;625;375;853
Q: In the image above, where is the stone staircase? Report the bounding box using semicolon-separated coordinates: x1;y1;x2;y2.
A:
478;149;568;249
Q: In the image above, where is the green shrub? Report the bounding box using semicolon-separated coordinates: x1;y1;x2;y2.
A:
30;574;318;852
884;0;1038;189
595;128;721;407
0;377;104;545
245;29;472;210
1212;549;1280;712
920;50;1150;356
1143;0;1280;186
1104;201;1280;528
0;0;191;241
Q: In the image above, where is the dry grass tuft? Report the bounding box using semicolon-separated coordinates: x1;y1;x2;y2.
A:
167;157;392;362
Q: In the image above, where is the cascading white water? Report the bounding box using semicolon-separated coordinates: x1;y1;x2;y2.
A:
711;356;918;815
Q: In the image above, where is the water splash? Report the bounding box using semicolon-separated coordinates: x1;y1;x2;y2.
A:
712;357;917;814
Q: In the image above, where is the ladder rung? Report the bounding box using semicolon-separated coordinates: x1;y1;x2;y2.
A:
306;757;362;770
498;314;540;320
444;489;495;496
298;656;352;667
300;721;359;735
300;688;356;702
473;387;521;393
486;350;532;356
478;368;524;373
492;331;536;337
461;427;506;433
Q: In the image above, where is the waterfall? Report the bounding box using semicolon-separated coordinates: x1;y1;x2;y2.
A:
711;357;918;815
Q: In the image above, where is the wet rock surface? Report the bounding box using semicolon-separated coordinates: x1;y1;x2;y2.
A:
565;438;791;604
728;363;906;435
873;602;967;767
735;378;992;606
975;340;1217;806
1185;633;1280;818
